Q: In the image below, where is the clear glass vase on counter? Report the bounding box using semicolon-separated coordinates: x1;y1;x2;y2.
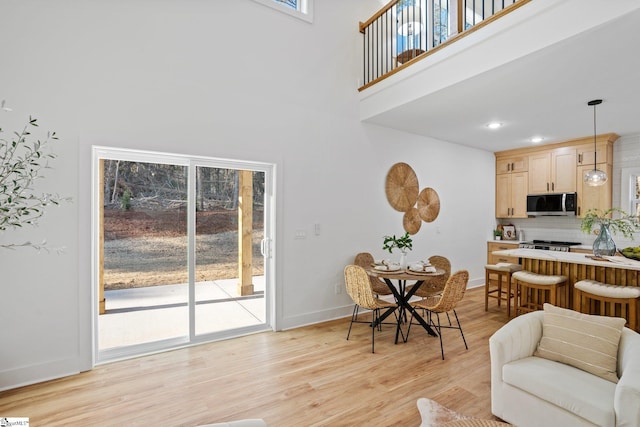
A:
593;224;617;257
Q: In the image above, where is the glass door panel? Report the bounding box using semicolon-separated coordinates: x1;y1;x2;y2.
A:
194;167;266;336
98;160;189;351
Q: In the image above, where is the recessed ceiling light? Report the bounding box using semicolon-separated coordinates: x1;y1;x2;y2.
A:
530;136;544;143
486;122;503;130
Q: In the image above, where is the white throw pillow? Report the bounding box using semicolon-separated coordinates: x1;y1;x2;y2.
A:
534;303;625;383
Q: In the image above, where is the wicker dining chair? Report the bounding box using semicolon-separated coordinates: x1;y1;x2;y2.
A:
406;255;451;297
408;270;469;359
353;252;393;297
344;264;399;353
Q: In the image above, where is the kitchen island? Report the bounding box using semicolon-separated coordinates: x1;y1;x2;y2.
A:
492;248;640;312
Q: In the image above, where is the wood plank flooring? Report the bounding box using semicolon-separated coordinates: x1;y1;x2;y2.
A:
0;287;511;427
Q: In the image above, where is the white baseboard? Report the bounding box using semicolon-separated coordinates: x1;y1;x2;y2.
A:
0;357;82;392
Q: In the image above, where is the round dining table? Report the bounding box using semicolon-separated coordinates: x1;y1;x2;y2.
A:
367;267;445;343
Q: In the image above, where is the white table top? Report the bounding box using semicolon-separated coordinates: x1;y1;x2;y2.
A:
492;248;640;271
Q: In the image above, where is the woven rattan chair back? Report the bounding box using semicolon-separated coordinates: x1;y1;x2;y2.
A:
429;255;451;285
425;270;469;313
344;264;398;353
418;255;451;296
409;270;470;359
344;264;380;309
354;252;374;268
353;252;392;296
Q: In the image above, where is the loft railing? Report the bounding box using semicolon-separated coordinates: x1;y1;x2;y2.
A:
358;0;531;90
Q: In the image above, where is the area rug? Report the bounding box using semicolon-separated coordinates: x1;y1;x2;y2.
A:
417;398;470;427
417;398;512;427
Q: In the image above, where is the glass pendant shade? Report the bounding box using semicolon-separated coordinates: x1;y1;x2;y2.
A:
584;168;608;186
585;99;607;187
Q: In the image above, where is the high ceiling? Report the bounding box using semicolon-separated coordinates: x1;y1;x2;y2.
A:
360;3;640;153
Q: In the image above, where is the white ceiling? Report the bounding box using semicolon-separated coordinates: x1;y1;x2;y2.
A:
360;3;640;153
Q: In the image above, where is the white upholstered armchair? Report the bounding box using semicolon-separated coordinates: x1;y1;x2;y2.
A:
489;310;640;427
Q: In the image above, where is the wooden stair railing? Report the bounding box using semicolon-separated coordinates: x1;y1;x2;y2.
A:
358;0;532;91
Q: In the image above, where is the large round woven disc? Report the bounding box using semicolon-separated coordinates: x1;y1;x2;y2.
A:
385;162;419;212
403;207;422;235
417;187;440;222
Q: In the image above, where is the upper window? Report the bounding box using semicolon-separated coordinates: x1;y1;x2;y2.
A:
622;167;640;217
252;0;313;23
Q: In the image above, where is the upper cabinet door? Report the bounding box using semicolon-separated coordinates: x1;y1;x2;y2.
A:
528;152;551;194
528;148;576;193
511;172;529;218
552;148;577;193
496;156;528;174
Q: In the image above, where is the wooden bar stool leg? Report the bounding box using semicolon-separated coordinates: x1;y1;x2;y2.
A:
485;269;490;312
549;284;557;306
507;273;512;318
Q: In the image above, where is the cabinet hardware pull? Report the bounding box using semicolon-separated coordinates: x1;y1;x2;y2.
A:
552;182;555;191
547;183;549;191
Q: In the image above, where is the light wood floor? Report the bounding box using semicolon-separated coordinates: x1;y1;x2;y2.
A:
0;287;511;427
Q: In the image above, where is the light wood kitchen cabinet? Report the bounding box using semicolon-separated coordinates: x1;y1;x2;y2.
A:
576;135;615;166
528;147;576;194
495;133;618;220
496;156;528;174
496;171;528;218
576;163;613;217
487;241;520;264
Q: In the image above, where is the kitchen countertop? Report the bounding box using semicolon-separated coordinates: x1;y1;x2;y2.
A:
488;240;593;251
492;248;640;271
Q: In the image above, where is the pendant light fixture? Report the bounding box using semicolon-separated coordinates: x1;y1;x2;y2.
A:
584;99;608;187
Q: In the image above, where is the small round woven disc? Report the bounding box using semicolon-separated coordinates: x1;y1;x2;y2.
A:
403;207;422;235
385;162;419;212
417;187;440;222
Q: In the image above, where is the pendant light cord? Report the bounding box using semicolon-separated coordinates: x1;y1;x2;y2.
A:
593;102;597;170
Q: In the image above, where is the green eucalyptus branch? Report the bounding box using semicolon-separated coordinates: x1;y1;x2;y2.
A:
1;101;71;250
580;208;640;240
0;240;66;253
382;231;413;253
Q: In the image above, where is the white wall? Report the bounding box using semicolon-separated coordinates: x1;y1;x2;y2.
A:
0;0;495;390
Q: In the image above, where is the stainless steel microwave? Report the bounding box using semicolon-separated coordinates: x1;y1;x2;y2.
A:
526;193;577;216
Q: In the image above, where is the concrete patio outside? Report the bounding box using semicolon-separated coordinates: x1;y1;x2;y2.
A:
98;276;266;349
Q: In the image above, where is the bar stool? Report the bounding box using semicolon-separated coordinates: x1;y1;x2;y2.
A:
512;270;567;315
484;263;522;317
574;279;640;331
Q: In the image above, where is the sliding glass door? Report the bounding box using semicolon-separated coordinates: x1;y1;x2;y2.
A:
93;148;274;363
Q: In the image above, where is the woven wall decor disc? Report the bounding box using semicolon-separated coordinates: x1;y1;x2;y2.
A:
385;162;419;212
417;187;440;222
403;207;422;235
